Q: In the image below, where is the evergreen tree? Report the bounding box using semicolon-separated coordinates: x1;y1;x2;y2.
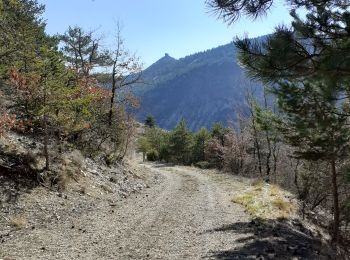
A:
169;119;193;164
137;136;151;162
158;132;171;162
145;127;163;152
211;122;229;146
138;126;170;162
10;44;110;169
273;80;350;241
145;114;156;128
192;127;210;162
208;0;350;84
208;0;350;242
0;0;49;78
59;26;110;76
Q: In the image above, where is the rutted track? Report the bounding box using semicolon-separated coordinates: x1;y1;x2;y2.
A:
1;161;335;259
0;162;250;259
112;164;249;259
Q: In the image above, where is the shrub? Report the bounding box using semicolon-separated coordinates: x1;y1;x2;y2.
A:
205;138;224;168
195;161;211;169
105;153;117;166
147;149;159;161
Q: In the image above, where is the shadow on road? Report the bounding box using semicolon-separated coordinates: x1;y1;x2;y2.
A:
203;218;335;260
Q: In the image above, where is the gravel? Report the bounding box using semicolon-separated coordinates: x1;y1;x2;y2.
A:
0;161;335;259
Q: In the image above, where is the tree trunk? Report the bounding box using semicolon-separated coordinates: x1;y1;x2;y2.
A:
55;109;63;154
330;158;340;244
108;62;117;126
263;92;271;182
272;151;277;183
43;113;49;170
43;85;49;170
265;130;271;182
251;109;262;176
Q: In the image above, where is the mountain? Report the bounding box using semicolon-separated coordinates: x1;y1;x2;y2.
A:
132;39;264;131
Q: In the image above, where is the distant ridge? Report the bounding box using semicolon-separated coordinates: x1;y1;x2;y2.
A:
133;38;265;130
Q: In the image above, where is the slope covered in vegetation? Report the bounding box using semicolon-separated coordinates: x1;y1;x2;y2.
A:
132;41;265;130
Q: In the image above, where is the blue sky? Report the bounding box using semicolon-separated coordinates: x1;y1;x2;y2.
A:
39;0;292;67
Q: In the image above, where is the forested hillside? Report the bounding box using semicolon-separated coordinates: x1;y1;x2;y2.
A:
0;0;146;214
133;42;264;130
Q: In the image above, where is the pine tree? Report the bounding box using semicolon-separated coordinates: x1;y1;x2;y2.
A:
192;128;210;162
208;0;350;242
169;119;193;165
59;26;110;76
137;136;151;162
273;80;350;241
0;0;48;137
145;114;156;128
208;0;350;83
211;122;229;146
0;0;49;77
10;45;110;169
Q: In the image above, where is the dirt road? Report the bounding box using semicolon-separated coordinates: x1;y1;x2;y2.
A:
113;163;250;260
1;162;332;259
0;162;251;259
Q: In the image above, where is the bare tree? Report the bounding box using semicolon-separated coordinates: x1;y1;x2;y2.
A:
245;87;263;176
108;23;143;126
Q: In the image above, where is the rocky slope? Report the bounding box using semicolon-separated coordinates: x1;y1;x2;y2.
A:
0;132;159;259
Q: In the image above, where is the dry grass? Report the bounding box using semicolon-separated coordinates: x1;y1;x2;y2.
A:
57;150;85;190
272;197;292;212
57;171;71;191
232;181;297;219
10;215;27;229
250;178;263;187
